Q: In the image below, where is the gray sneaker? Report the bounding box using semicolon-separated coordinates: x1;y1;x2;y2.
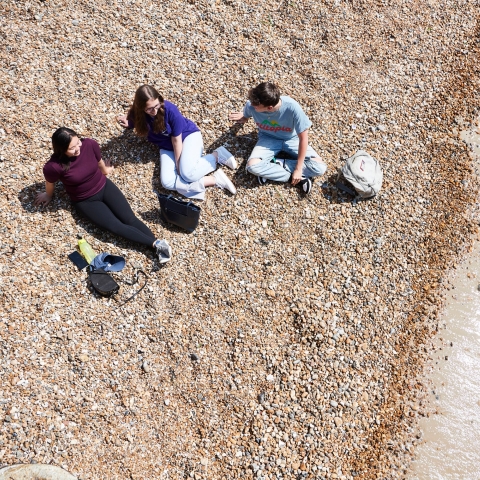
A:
154;239;172;264
257;176;268;186
215;146;237;169
213;169;237;194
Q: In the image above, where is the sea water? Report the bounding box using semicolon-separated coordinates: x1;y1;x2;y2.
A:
408;122;480;479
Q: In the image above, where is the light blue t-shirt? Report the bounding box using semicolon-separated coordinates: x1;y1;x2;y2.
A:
243;95;312;140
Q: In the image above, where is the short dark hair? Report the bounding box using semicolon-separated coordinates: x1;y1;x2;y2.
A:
51;127;78;171
248;82;281;107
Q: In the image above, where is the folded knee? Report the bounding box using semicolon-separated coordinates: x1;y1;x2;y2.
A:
161;176;176;191
308;158;327;175
247;158;261;167
180;170;197;183
246;158;262;174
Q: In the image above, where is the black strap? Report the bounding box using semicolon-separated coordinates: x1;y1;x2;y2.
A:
116;270;149;307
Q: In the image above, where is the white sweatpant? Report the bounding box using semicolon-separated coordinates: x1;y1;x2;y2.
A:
160;131;216;200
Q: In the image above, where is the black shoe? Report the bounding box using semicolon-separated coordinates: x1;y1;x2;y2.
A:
258;176;268;186
299;177;312;194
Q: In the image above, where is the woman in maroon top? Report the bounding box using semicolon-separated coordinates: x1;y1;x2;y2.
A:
34;127;172;263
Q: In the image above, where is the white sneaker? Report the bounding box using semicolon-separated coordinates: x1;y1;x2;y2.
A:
215;146;237;169
213;169;237;195
154;239;172;264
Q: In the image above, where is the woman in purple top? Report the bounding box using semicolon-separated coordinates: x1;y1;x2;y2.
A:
34;127;172;263
117;84;237;200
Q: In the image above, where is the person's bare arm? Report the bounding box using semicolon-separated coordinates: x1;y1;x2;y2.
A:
171;134;183;171
34;181;55;206
117;114;130;128
98;159;114;175
291;129;309;185
229;112;249;124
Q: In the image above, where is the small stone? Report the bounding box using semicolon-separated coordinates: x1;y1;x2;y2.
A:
72;19;79;26
200;457;208;466
190;353;199;361
334;417;343;427
164;399;170;406
266;374;274;382
330;400;338;407
142;361;150;372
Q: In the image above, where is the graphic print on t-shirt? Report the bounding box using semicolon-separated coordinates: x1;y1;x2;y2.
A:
257;119;293;133
244;96;312;140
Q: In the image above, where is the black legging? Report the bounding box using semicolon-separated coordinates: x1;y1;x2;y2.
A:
73;178;156;247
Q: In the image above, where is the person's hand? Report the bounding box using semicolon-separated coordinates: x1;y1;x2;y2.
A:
117;115;129;128
104;165;114;175
229;112;247;123
291;167;303;186
34;192;52;207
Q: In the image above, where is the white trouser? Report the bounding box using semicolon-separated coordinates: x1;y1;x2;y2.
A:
160;131;217;200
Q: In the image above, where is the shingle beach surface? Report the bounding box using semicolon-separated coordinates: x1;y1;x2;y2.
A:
0;1;479;479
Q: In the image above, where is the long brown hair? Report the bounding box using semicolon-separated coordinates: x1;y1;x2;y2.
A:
127;85;166;137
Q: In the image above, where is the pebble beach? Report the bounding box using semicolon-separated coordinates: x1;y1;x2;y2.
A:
1;1;479;479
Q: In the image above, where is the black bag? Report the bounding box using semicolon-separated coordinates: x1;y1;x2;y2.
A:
88;267;120;297
87;267;149;305
157;193;201;233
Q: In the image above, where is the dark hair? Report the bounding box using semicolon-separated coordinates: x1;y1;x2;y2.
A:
248;82;281;107
51;127;78;171
127;85;166;137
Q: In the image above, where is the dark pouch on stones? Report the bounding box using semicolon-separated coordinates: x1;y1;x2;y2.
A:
157;193;201;233
88;267;120;296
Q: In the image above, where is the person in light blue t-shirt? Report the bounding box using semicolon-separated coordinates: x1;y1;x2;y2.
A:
229;82;327;194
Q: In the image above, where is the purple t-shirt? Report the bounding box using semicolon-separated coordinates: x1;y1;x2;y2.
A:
43;138;106;202
128;100;200;150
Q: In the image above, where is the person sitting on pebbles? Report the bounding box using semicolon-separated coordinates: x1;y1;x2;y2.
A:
229;81;327;194
34;127;172;264
117;84;237;199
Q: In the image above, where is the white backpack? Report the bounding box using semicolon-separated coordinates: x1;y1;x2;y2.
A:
340;150;383;199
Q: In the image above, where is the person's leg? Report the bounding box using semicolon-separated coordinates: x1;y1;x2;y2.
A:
159;149;178;191
281;137;327;178
178;131;217;182
160;148;207;200
101;179;158;241
74;181;156;247
245;136;289;182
